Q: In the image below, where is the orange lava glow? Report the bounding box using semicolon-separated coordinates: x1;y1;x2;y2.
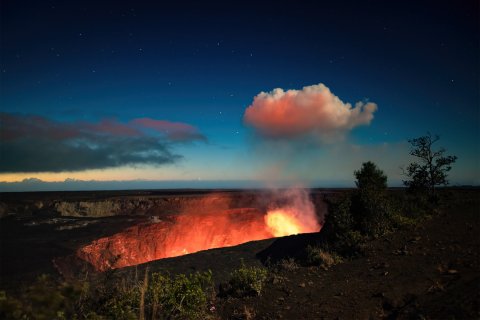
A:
77;205;321;271
161;209;272;258
265;209;305;237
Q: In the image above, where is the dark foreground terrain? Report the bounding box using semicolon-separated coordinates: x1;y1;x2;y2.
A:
0;189;479;319
217;190;479;319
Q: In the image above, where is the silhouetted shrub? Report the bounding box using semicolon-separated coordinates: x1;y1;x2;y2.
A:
221;262;268;297
1;270;215;320
326;192;354;236
147;271;214;320
0;290;23;320
0;275;83;320
305;245;343;269
323;162;396;257
277;258;299;272
99;283;140;320
351;191;395;238
351;162;396;238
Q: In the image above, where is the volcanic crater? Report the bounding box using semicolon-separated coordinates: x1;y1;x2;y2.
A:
0;189;326;283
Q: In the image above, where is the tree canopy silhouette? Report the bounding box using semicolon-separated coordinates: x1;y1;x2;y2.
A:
354;161;388;192
403;133;457;197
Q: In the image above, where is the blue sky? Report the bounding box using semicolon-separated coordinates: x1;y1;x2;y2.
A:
0;1;478;190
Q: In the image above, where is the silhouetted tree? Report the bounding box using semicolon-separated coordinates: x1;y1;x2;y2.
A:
354;161;387;192
352;161;393;237
323;161;393;253
403;133;457;198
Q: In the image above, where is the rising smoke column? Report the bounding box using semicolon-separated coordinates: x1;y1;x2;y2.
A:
243;83;377;231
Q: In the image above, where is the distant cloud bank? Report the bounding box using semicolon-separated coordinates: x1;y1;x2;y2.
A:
0;113;205;173
244;83;377;142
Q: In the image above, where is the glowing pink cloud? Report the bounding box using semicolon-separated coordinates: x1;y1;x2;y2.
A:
0;112;205;172
132;118;205;141
0;113;78;141
85;119;141;137
243;83;377;142
0;113;204;142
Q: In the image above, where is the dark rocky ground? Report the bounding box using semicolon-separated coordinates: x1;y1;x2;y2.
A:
216;190;480;319
0;189;479;319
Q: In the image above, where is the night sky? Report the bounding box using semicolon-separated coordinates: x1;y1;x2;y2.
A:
1;0;478;190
